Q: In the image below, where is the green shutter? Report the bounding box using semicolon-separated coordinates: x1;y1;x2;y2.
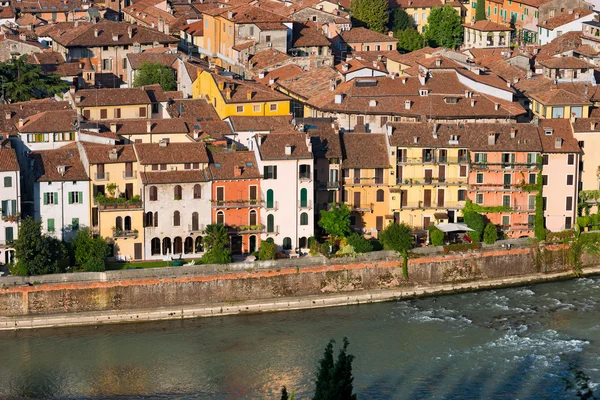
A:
267;189;274;209
48;219;54;232
273;166;277;179
79;192;83;204
54;192;58;205
68;192;73;204
43;193;48;205
11;200;16;216
264;166;269;179
1;200;6;217
5;227;13;243
300;188;307;207
72;218;79;230
3;177;10;187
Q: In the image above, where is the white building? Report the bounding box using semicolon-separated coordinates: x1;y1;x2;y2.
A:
0;142;20;264
32;147;91;241
538;8;596;46
16;110;79;153
135;142;212;260
251;133;314;251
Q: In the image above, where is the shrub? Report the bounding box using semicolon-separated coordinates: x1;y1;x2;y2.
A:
347;232;373;253
319;243;330;256
257;241;277;260
443;243;482;253
428;226;444;246
483;223;498;244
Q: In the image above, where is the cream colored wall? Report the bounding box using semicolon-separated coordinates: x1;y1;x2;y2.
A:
81;104;151;120
574;132;600;191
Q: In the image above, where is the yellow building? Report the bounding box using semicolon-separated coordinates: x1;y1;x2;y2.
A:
529;90;591;120
102;119;195;144
388;123;469;229
395;0;465;34
193;70;291;119
78;142;145;261
341;133;392;236
72;88;152;120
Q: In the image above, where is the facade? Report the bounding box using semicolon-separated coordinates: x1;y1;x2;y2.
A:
463;20;512;48
338;28;398;53
71;88;152;120
393;0;465;34
0;143;20;264
572;117;600;191
537;8;595;46
15;110;79;153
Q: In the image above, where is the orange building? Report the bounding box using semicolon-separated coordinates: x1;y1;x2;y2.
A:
209;151;262;255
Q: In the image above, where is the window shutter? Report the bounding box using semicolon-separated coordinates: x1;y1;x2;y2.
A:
68;192;73;204
54;192;58;205
11;200;16;215
43;194;48;205
264;166;268;179
1;200;6;216
79;192;83;204
273;166;277;179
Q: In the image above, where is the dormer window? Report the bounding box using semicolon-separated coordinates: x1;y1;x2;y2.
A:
444;97;458;104
419;89;428;96
544;128;554;135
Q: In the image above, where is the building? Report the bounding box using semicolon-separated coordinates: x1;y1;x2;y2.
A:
537;8;595;46
0;142;20;264
337;27;398;54
209;151;262;255
251;133;314;250
463;20;512;48
125;52;178;88
393;0;465;34
15;110;79;152
572;115;600;191
136;141;211;260
72;88;152;120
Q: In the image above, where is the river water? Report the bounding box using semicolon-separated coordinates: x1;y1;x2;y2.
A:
2;278;600;399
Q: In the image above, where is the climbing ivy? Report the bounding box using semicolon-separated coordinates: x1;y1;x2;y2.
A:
534;165;546;240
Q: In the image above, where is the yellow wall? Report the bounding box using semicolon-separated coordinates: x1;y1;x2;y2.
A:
81;104;151;120
343;168;391;237
203;14;235;60
99;209;145;261
120;133;195;144
530;99;589;119
573;131;600;191
405;5;463;33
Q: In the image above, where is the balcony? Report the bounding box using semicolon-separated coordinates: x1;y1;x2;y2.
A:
94;172;110;181
96;194;143;210
351;203;373;212
211;199;264;208
187;224;205;232
319;180;341;190
264;201;279;211
226;224;264;234
469;183;539;192
395;201;466;210
298;200;313;210
299;172;312;182
264;225;280;235
395;178;467;186
397;156;436;164
1;213;20;223
470;162;539;171
344;177;385;186
113;228;139;239
0;239;14;248
122;170;137;180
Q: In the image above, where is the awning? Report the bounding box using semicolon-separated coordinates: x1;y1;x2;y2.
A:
435;223;475;233
434;212;449;220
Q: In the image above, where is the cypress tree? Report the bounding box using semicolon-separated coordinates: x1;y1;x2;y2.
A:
313;338;357;400
475;0;486;21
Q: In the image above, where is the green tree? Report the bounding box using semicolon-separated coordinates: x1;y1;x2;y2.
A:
257;240;276;260
0;55;68;102
347;232;373;253
201;224;232;264
535;172;546;240
463;200;485;242
379;222;414;278
71;228;108;272
428;226;444;246
475;0;487;21
424;5;463;48
389;8;411;33
483;222;498;244
318;204;351;239
313;338;357;400
281;386;289;400
12;217;68;276
396;28;426;52
350;0;389;33
133;62;177;91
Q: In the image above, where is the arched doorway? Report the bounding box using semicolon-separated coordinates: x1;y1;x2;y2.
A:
173;237;183;254
195;236;204;253
249;235;257;253
162;237;171;255
151;238;160;255
184;237;193;254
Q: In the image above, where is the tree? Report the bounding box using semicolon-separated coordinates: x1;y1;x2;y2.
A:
0;55;68;103
483;223;498;244
71;228;109;272
389;8;411;33
396;28;426;52
347;232;373;253
313;338;357;400
281;386;289;400
257;240;276;260
201;224;232;264
424;5;463;48
12;217;68;276
318;204;351;239
350;0;389;33
475;0;487;21
535;172;546;240
463;200;485;242
428;226;444;246
133;62;177;91
379;222;414;279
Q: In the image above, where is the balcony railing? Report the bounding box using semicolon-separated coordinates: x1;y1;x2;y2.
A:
113;228;139;239
1;213;20;223
318;181;340;190
96;195;143;210
470;162;539;170
226;224;264;234
351;203;373;212
211;199;263;208
395;178;467;186
345;177;385;185
394;201;466;210
469;183;539;192
187;224;205;232
299;172;312;181
264;201;279;211
122;170;136;179
0;239;15;247
94;172;110;181
298;200;313;209
264;225;280;235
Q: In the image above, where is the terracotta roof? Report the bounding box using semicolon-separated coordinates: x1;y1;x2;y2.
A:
95;119;189;135
463;20;512;32
127;52;178;70
535;31;583;62
36;21;178;48
340;27;397;44
213;74;290;103
572;115;600;132
135;142;209;164
75;88;151;107
0;144;19;172
341;133;388;168
0;6;14;19
538;119;580;153
203;4;291;23
32;147;89;182
82;143;138;164
249;48;291;71
140;169;210;184
15;0;90;14
123;0;177;28
17;110;78;133
292;22;330;47
0;99;70;137
538;56;594;69
338;52;387;74
180;19;204;36
274;65;339;101
232;40;255;51
228;115;293;132
209;151;261;179
166;98;221;125
574;44;599;57
538;8;594;30
27;51;65;65
529;87;591;106
257;133;312;160
255;22;287;30
257;64;303;87
183;61;203;80
16;13;43;26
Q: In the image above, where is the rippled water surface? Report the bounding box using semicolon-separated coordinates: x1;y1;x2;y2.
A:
2;278;600;399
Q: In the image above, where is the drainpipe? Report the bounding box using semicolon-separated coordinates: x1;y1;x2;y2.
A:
296;160;299;250
61;181;65;241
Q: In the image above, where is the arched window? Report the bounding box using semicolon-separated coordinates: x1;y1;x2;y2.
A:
376;189;384;202
249;235;257;253
124;216;132;231
149;186;158;201
249;210;257;226
115;216;123;231
173;237;183;254
216;211;224;225
193;184;202;199
153;211;158;227
151;238;160;255
184;237;193;254
283;237;292;250
173;211;181;226
174;185;182;200
145;211;153;227
266;189;274;209
300;188;308;207
195;236;204;252
162;237;171;255
267;214;274;232
299;237;307;248
192;212;199;231
300;212;308;225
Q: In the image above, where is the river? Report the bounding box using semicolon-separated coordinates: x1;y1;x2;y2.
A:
1;277;600;399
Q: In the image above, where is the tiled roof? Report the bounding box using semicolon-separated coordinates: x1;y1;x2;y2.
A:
96;119;189;135
257;133;312;160
257;64;303;87
203;4;291;23
572;116;600;132
0;6;14;19
538;8;594;30
337;52;387;74
534;31;582;62
180;19;204;36
228;115;293;132
214;73;290;103
0;99;71;136
127;52;178;69
538;119;580;153
310;131;343;159
140;169;210;184
0;144;19;172
255;22;288;30
529;87;591;106
32;147;89;182
15;0;90;14
135;142;209;164
292;22;330;47
27;51;65;65
17;110;78;133
538;56;594;69
340;27;397;43
274;65;339;101
75;88;151;107
462;20;512;32
82;143;138;164
51;62;83;76
209;151;261;179
341;133;388;168
249;48;291;71
166;98;221;124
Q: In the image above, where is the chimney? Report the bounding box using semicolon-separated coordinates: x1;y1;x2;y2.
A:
510;127;517;138
575;13;580;19
506;81;511;88
218;81;225;90
373;61;378;68
4;110;10;120
108;148;118;160
69;85;76;95
435;58;441;67
591;121;597;130
369;99;377;107
569;9;573;14
110;122;117;133
246;89;253;100
284;144;292;155
128;26;133;39
342;63;349;72
494;103;500;111
413;136;419;143
405;100;411;109
18;117;25;128
473;68;481;75
527;70;533;79
146;120;152;133
234;166;242;177
555;137;563;149
227;10;233;19
225;87;232;99
19;32;26;41
112;34;119;41
402;77;407;84
388;31;394;37
75;95;82;103
488;134;496;145
158;17;164;33
471;99;476;107
94;28;99;37
334;94;344;104
269;77;275;85
159;139;168;147
259;72;265;79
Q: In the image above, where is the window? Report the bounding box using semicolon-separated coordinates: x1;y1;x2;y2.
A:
114;108;121;119
192;212;199;231
542;154;549;165
193;184;202;199
459;165;467;177
567;175;574;186
503;173;511;189
266;35;271;42
71;218;79;231
572;106;583;118
269;103;277;112
174;185;182;200
122;58;127;69
283;237;292;250
149;186;158;201
253;104;260;112
160;164;167;171
300;188;308;207
502;215;510;229
236;105;244;113
529;173;536;184
375;168;384;184
529;195;536;211
264;165;277;179
376;189;384;202
267;214;274;232
216;186;224;205
566;196;573;211
567;154;575;165
565;217;572;230
476;193;484;204
139;107;147;118
502;195;511;208
154;211;158;227
249;210;257;226
541;175;548;186
102;59;112;70
47;218;55;232
5;226;13;243
249;186;257;201
151;238;161;255
145;211;153;227
476;173;484;184
300;212;308;225
266;189;274;209
216;211;224;225
474;153;487;163
116;216;123;231
552;107;564;119
458;189;466;201
100;109;108;119
44;192;58;205
3;177;11;187
1;200;16;216
173;211;180;226
68;191;83;204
